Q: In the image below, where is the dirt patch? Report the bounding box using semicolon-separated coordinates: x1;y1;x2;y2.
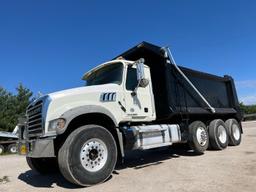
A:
244;151;255;155
0;176;10;184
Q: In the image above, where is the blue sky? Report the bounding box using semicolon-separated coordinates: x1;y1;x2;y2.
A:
0;0;255;104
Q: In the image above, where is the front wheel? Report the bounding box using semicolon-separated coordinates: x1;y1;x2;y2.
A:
58;125;117;186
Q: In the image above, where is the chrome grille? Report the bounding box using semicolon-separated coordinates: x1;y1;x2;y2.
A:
26;100;43;137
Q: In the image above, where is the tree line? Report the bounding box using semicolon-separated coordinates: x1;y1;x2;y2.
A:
0;84;255;132
239;102;256;115
0;84;32;132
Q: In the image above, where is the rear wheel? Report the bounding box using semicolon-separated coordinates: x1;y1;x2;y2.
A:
26;157;59;174
7;144;17;154
188;121;209;154
225;119;242;146
58;125;117;186
0;145;4;155
208;119;229;150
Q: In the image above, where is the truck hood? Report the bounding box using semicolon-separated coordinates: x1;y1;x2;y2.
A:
36;83;124;136
48;84;120;100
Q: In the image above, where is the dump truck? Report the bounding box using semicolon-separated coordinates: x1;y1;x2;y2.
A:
18;42;243;186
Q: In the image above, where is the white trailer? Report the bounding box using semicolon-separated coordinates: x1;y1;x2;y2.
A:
0;127;18;154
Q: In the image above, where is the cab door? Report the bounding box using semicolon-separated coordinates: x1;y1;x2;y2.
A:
124;64;155;121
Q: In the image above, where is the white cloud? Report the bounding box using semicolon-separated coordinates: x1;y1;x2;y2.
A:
235;80;256;89
235;80;256;105
240;95;256;105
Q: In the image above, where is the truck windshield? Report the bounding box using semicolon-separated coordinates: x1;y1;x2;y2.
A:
86;62;123;86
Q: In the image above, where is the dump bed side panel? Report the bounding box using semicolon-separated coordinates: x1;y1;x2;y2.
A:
180;66;231;108
165;64;242;120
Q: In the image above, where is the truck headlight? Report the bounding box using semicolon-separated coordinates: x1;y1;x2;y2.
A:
48;118;66;131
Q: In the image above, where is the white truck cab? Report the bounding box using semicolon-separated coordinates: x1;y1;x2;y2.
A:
82;59;156;123
36;59;156;137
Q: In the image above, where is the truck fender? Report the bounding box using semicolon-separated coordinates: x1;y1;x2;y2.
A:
58;105;119;135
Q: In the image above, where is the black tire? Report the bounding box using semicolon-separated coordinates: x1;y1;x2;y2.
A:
208;119;229;150
58;125;117;186
0;144;4;155
26;157;59;174
188;121;209;154
7;143;17;154
225;119;242;146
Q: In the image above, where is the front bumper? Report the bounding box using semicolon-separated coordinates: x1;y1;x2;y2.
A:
18;137;55;158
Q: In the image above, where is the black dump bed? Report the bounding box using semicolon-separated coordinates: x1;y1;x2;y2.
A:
116;42;242;122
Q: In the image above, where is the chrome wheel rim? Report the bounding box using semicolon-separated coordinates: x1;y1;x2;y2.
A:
232;124;240;141
218;125;227;144
80;138;108;172
196;127;207;146
10;146;17;153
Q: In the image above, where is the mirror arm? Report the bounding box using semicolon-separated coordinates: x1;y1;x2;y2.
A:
131;57;146;96
131;80;141;96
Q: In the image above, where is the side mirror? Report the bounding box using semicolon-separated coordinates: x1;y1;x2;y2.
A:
136;58;149;88
131;58;149;96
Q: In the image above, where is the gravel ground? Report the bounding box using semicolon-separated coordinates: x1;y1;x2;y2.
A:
0;121;255;192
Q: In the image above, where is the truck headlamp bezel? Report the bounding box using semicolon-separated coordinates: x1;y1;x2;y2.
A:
48;118;66;131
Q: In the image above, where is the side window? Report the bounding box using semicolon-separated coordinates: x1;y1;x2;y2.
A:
126;66;138;90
